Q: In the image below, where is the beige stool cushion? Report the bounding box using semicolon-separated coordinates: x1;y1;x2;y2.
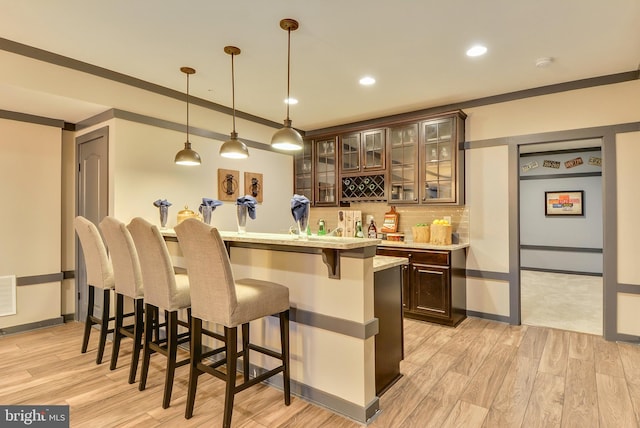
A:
174;218;289;327
74;216;115;290
128;217;190;311
100;216;144;300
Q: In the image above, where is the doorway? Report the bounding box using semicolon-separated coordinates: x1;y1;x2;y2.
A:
518;139;603;335
75;126;109;322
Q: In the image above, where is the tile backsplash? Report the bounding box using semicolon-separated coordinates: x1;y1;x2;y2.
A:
308;203;469;244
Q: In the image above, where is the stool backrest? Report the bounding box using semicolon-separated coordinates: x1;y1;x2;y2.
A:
174;218;237;324
128;217;180;310
74;216;114;289
100;216;144;299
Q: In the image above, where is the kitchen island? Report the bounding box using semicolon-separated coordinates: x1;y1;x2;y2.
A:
163;230;406;423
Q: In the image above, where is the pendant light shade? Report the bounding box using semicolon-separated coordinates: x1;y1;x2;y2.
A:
220;46;249;159
271;18;303;151
175;67;201;165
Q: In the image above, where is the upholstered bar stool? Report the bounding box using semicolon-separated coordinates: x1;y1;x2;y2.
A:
128;217;191;409
99;216;145;384
175;218;291;427
73;216;115;365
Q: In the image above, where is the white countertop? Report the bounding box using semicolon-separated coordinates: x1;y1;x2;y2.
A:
377;240;470;251
162;229;380;250
373;255;408;272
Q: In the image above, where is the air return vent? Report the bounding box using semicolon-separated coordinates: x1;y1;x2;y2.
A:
0;275;17;316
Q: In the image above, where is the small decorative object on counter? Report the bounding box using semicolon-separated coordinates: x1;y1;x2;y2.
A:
290;194;310;239
367;218;377;238
153;199;172;228
177;205;199;224
236;195;257;234
386;233;405;242
199;198;222;225
381;206;399;233
354;219;364;238
318;219;326;236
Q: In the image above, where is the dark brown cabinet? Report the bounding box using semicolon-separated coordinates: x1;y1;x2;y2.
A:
298;110;465;205
377;246;466;327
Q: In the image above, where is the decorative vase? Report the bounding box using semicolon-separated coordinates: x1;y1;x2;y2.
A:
201;206;213;225
159;206;168;229
296;209;309;239
236;204;248;234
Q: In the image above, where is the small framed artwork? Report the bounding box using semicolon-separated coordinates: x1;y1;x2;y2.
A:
244;172;263;203
218;168;239;201
545;190;584;216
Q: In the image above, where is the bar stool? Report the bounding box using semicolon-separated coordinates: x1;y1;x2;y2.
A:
174;218;291;427
128;217;191;409
73;216;115;365
99;216;145;384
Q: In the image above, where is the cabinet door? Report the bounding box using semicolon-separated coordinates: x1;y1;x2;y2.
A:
411;263;450;319
421;117;456;203
362;129;385;171
340;133;360;172
388;123;418;203
314;137;338;206
293;139;313;202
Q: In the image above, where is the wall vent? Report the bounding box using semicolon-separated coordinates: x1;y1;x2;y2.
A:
0;275;17;316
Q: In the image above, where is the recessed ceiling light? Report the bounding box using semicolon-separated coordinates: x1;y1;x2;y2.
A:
466;45;487;57
284;97;298;105
359;76;376;86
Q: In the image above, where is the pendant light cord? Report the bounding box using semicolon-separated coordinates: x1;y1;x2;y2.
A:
186;73;190;142
286;27;291;121
231;52;237;133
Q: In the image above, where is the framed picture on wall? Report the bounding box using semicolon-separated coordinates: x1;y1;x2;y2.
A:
545;190;584;216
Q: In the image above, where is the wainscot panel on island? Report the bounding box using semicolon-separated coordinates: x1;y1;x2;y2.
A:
163;231;407;423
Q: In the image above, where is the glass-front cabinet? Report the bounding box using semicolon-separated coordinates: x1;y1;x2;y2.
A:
314;136;338;206
340;129;386;173
388;123;419;202
295;110;465;206
293;139;313;201
419;112;465;204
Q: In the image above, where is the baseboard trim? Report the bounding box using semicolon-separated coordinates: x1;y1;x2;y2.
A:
0;316;64;336
466;310;511;324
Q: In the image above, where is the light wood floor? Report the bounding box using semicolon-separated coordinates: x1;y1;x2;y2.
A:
1;318;640;427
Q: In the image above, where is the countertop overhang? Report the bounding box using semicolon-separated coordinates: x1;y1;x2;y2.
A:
162;229;380;250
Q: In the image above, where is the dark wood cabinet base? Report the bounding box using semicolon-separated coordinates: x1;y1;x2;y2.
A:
377;246;467;327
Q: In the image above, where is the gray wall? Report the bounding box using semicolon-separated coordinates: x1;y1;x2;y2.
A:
519;148;602;275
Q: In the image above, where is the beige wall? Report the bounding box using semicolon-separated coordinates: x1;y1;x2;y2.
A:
105;119;294;233
0;118;62;328
615;131;640;336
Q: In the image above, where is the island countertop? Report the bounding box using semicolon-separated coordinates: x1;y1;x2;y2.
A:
162;229;380;250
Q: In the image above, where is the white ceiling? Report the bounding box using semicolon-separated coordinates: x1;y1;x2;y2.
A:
1;0;639;132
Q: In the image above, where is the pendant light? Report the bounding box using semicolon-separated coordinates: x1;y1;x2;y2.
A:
220;46;249;159
271;18;303;151
174;67;202;165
